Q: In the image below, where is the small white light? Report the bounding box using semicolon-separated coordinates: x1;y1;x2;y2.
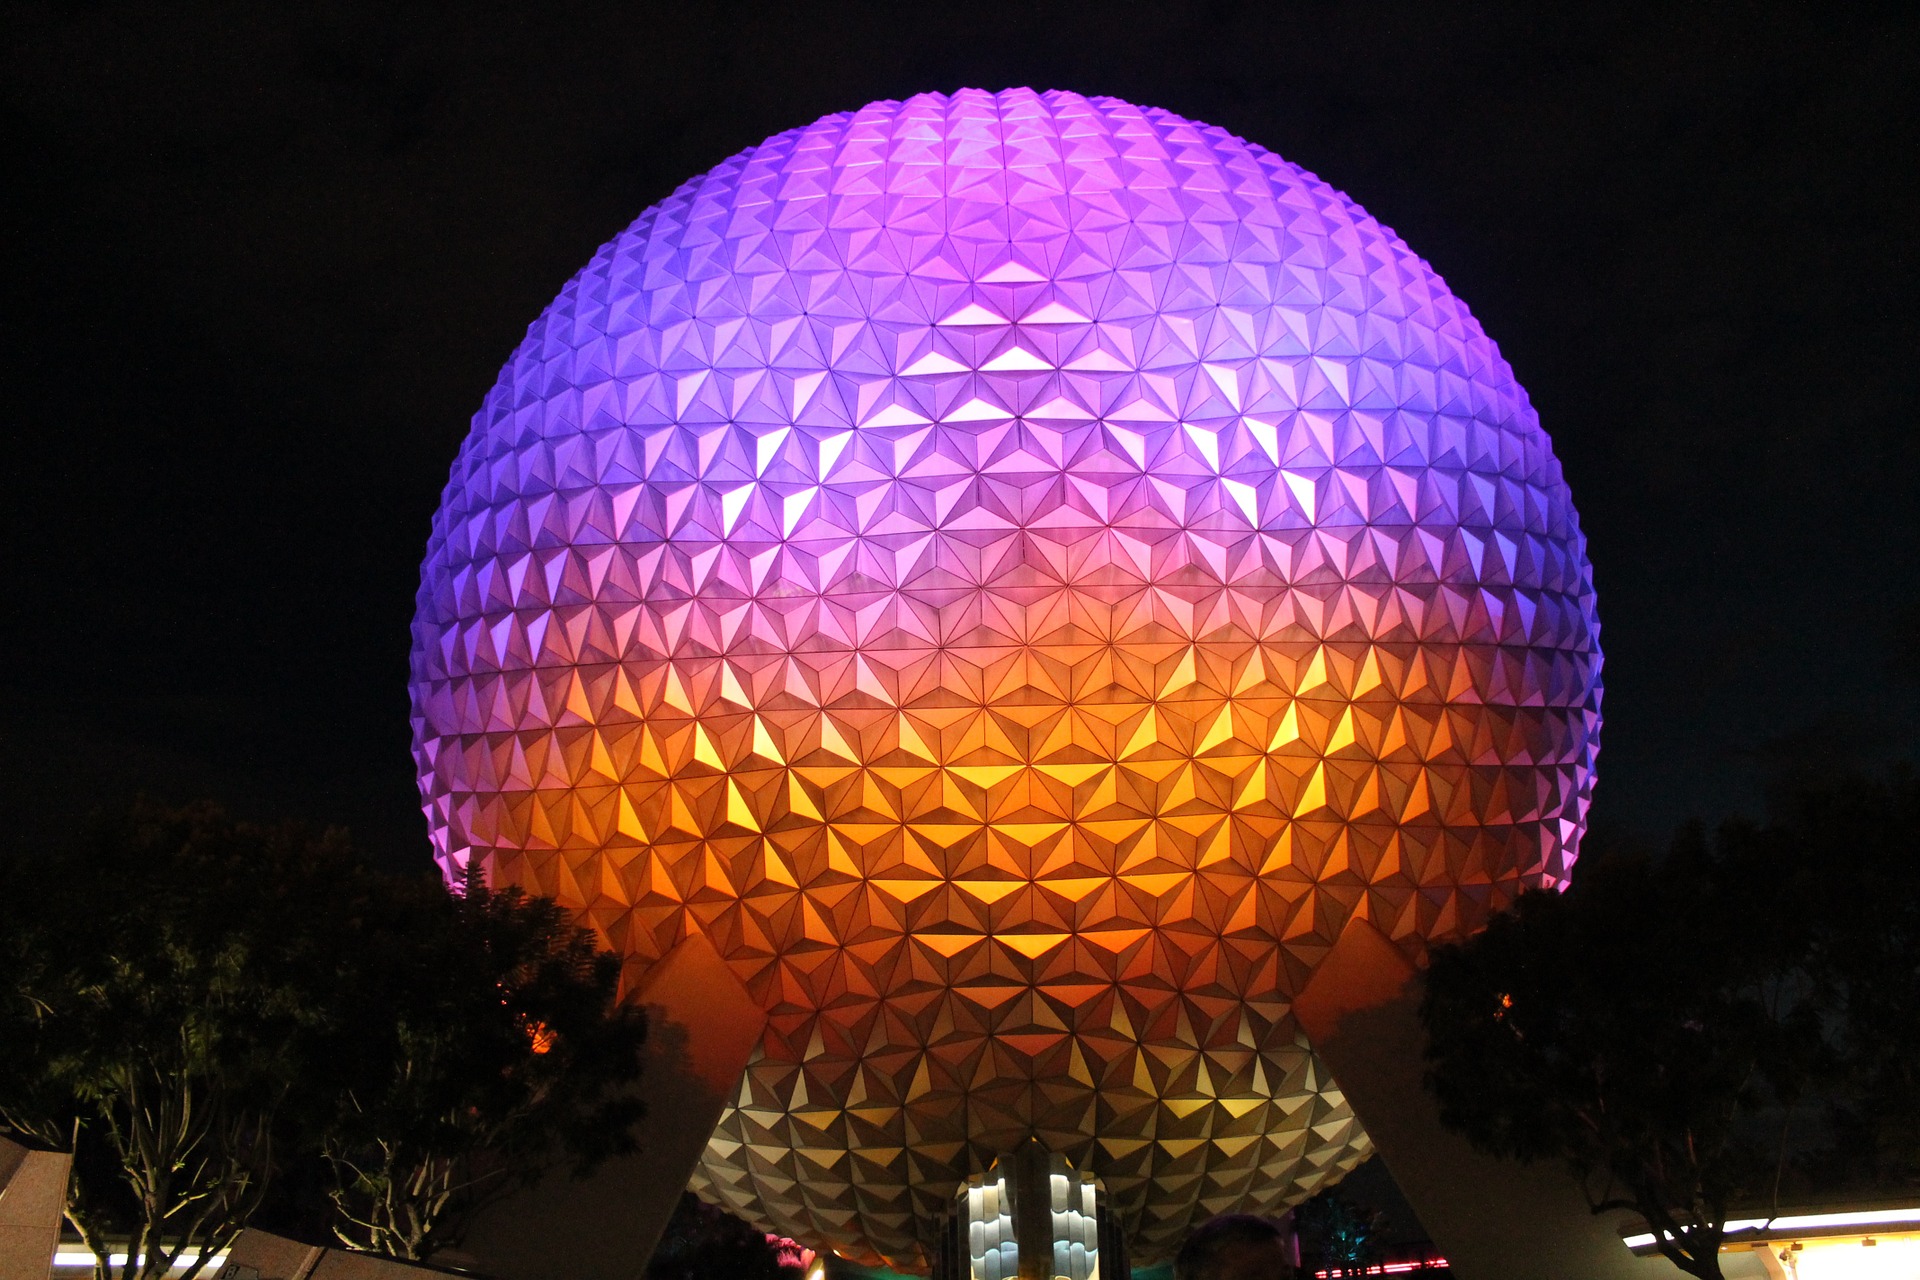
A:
52;1249;227;1268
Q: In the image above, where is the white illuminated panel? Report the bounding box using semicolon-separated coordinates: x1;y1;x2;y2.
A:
964;1172;1018;1280
1619;1205;1920;1280
52;1250;227;1272
1770;1209;1920;1232
1047;1168;1101;1280
1789;1236;1920;1279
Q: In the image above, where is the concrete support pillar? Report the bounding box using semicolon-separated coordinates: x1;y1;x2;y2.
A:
1292;918;1667;1280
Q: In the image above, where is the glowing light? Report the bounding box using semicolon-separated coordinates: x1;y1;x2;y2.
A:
1621;1209;1920;1278
1771;1210;1920;1232
52;1251;227;1270
411;88;1602;1268
1790;1236;1920;1280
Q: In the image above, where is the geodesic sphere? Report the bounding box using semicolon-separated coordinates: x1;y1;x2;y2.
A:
409;88;1602;1271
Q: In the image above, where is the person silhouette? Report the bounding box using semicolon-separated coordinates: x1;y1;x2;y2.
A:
1174;1214;1298;1280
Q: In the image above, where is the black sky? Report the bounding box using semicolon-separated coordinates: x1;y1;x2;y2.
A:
5;0;1917;868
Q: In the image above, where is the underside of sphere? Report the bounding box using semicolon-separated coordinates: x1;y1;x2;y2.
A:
409;89;1602;1271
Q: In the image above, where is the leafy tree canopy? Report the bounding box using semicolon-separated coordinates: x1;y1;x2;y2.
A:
645;1193;804;1280
1293;1186;1385;1278
0;801;646;1278
320;866;648;1260
1420;767;1920;1280
0;803;363;1280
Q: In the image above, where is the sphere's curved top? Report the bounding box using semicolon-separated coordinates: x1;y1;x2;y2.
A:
410;88;1601;1270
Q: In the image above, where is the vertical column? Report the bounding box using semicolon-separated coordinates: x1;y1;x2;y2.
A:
943;1144;1125;1280
1094;1195;1129;1280
1011;1140;1051;1280
946;1164;1017;1280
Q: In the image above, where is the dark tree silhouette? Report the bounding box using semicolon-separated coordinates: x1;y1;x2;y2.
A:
320;866;648;1260
645;1193;804;1280
1420;767;1920;1280
0;802;648;1274
1294;1186;1384;1278
0;804;363;1280
1777;769;1920;1193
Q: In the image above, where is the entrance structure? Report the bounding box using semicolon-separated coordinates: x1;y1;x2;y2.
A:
930;1143;1125;1280
409;88;1604;1274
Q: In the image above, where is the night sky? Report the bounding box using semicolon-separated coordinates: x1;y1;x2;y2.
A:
6;1;1916;870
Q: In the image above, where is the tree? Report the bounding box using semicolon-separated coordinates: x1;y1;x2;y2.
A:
645;1193;804;1280
1773;767;1920;1195
320;867;648;1261
1293;1186;1384;1278
1420;825;1826;1280
0;802;649;1274
0;804;363;1280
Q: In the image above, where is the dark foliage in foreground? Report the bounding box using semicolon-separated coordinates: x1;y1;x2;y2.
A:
645;1193;804;1280
0;802;647;1279
1421;767;1920;1280
319;864;648;1261
1293;1185;1385;1278
0;805;356;1280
